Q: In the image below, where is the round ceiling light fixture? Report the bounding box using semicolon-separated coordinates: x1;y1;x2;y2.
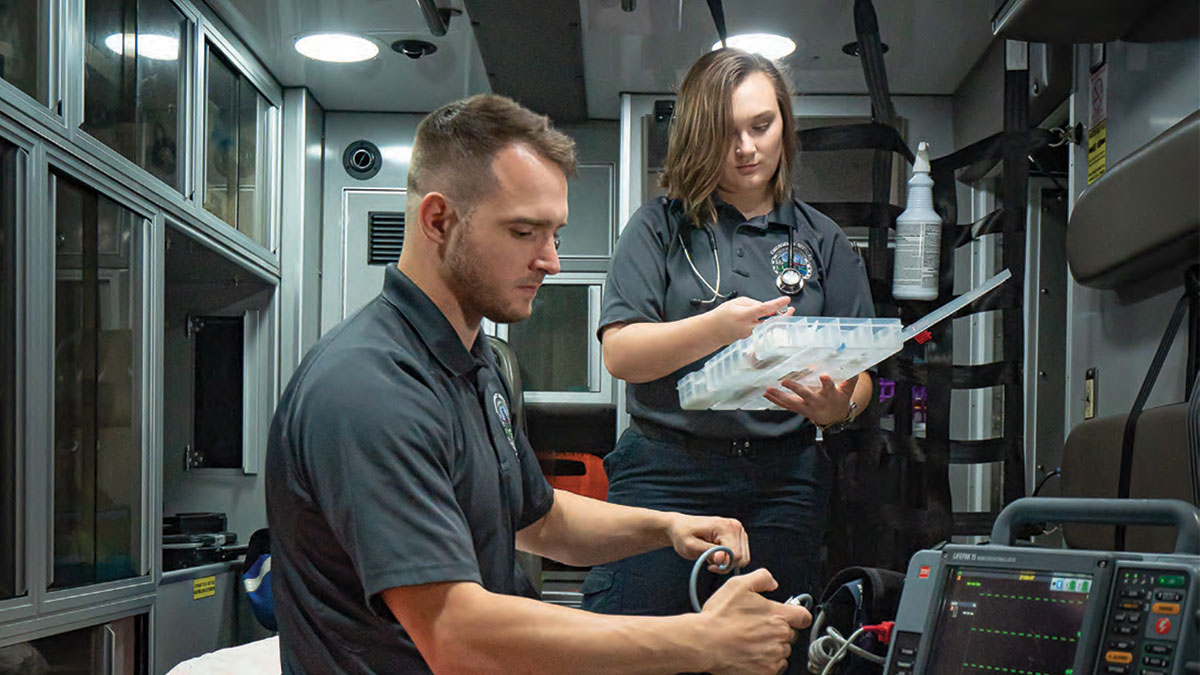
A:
712;33;797;60
294;33;380;63
104;33;180;60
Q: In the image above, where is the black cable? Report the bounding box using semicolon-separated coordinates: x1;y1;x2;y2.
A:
1033;469;1061;497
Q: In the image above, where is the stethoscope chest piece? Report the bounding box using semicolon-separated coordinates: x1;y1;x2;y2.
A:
776;267;805;295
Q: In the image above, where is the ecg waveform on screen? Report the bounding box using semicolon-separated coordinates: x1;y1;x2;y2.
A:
979;592;1087;606
924;567;1091;675
960;663;1073;675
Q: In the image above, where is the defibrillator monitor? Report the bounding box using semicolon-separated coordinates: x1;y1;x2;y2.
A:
923;566;1095;673
883;499;1200;675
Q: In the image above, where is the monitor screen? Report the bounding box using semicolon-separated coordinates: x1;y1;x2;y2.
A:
925;566;1094;674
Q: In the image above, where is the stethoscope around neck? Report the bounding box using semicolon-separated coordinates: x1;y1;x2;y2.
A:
678;206;814;306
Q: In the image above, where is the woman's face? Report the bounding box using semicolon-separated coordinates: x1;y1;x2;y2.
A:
717;71;783;202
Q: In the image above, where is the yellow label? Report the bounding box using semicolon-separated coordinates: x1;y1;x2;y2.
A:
193;575;217;600
1087;121;1107;184
1083;376;1095;420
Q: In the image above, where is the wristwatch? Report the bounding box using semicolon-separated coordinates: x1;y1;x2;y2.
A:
819;400;858;436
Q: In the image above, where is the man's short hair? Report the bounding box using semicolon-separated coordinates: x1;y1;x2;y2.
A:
407;94;577;214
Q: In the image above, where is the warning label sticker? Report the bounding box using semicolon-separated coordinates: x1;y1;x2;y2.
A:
1087;121;1107;184
193;575;217;600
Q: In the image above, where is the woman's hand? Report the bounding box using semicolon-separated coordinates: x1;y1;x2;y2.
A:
763;374;858;427
707;296;793;346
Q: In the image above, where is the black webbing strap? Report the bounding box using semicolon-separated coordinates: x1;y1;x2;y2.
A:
951;209;1007;248
879;359;1021;390
705;0;727;47
1000;56;1029;509
853;0;896;127
929;128;1058;178
808;202;904;230
1116;289;1192;549
798;123;915;163
1186;265;1199;396
1189;376;1200;507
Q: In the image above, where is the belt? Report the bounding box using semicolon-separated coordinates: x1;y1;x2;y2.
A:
629;418;817;458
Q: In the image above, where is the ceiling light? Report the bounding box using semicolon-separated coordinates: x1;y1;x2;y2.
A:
294;33;379;63
712;33;797;60
104;33;180;61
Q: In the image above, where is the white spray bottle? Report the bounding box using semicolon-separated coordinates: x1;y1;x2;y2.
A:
892;142;941;300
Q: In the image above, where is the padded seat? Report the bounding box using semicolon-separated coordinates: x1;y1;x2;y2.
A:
1061;404;1192;552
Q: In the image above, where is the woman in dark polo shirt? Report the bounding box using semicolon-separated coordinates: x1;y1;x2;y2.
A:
580;48;876;645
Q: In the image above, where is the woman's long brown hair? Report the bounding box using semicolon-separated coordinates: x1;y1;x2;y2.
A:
661;48;796;227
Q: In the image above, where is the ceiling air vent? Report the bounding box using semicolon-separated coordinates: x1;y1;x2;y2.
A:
367;211;405;265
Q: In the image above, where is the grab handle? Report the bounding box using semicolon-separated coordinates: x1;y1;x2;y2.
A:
990;497;1200;554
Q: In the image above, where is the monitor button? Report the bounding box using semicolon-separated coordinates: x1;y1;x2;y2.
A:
1106;651;1133;664
1144;644;1172;655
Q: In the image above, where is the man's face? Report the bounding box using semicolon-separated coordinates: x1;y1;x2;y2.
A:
444;143;567;324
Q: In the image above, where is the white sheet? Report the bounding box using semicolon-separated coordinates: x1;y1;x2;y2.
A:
165;636;281;675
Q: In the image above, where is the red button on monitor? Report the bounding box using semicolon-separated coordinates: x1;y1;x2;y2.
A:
919;566;930;579
1154;617;1172;635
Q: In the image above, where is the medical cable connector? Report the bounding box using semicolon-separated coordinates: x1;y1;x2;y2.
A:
677;268;1012;410
688;544;812;613
892;141;941;300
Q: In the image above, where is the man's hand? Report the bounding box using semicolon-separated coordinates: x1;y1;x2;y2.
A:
698;569;813;675
666;514;749;572
764;373;858;427
708;296;793;346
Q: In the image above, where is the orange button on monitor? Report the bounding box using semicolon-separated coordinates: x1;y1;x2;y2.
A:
1105;651;1133;664
1151;602;1180;615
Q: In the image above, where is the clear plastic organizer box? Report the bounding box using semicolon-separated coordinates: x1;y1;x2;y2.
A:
677;269;1011;411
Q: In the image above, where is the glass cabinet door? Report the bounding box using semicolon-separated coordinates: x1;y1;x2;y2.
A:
51;175;143;590
204;44;270;246
82;0;187;190
0;0;52;104
501;274;610;404
0;613;147;673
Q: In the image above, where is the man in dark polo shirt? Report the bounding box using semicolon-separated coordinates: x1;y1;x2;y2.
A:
266;94;811;674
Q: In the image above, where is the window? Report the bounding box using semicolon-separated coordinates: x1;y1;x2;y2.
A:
204;45;269;246
0;141;18;601
52;174;143;589
82;0;187;190
0;0;51;104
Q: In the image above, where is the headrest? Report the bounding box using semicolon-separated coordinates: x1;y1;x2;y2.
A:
1067;110;1199;290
